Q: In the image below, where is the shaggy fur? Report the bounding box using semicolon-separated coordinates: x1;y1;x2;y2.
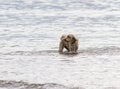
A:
59;34;69;52
59;34;78;53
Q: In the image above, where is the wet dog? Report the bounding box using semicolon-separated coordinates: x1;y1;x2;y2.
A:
59;34;69;52
59;34;78;53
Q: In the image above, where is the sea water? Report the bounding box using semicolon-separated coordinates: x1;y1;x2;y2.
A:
0;0;120;89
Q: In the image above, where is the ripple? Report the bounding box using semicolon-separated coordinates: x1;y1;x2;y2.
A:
0;80;84;89
2;46;120;56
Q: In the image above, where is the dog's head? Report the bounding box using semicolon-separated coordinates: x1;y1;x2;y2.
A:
60;34;67;41
66;34;77;43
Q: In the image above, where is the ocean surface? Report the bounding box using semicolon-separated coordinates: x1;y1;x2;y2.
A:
0;0;120;89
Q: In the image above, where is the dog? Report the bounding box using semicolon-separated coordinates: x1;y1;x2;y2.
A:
59;34;69;53
59;34;78;53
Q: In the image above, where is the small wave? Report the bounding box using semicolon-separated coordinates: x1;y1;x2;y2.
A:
3;50;58;56
0;80;83;89
79;46;120;55
2;46;120;56
0;80;119;89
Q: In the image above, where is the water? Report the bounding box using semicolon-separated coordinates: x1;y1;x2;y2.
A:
0;0;120;89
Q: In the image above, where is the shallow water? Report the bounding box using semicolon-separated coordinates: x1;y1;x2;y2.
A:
0;0;120;89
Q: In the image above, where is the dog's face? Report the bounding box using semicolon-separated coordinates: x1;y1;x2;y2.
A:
61;34;70;42
66;34;76;43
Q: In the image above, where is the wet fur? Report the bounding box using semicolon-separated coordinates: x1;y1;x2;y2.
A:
67;34;78;53
59;34;78;53
59;34;69;52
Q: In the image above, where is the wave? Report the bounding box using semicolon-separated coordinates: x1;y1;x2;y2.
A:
0;80;83;89
0;80;119;89
79;46;120;55
2;46;120;56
